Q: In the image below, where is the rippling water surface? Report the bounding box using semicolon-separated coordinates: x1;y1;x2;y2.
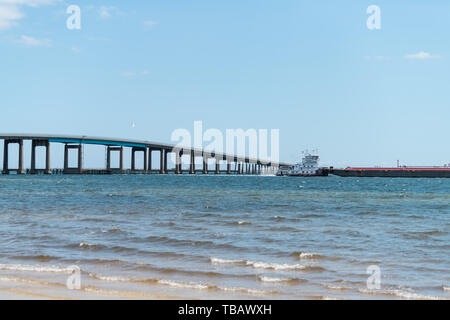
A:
0;175;449;299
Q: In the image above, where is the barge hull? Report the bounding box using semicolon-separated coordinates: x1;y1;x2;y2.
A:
331;168;450;178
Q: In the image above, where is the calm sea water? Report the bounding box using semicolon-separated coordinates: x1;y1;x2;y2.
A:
0;175;449;299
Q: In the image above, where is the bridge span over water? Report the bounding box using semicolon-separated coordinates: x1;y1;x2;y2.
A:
0;134;290;175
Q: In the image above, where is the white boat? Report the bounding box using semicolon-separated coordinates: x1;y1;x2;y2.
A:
277;151;326;177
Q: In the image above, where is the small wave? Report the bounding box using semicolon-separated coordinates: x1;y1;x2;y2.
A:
210;258;246;265
258;275;305;284
157;279;210;290
66;242;107;251
359;288;447;300
322;284;352;291
218;286;279;295
443;286;450;292
297;252;323;259
249;261;310;271
210;257;324;272
89;273;137;283
0;263;76;274
88;273;276;295
102;227;124;234
145;236;238;250
233;221;252;226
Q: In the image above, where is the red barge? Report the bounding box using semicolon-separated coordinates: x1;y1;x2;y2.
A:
331;166;450;178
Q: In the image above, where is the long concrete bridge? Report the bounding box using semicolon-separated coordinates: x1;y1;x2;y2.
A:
0;134;291;175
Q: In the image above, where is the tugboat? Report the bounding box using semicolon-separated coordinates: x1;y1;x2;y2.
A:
277;151;328;177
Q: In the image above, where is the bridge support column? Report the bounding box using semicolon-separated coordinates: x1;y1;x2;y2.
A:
30;140;51;174
2;139;24;175
215;159;220;175
175;150;182;174
164;150;168;174
189;150;195;174
227;162;231;174
64;144;83;174
203;155;208;174
159;149;165;174
106;146;123;173
2;140;8;175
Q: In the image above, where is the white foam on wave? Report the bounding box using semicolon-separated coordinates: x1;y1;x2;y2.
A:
249;261;307;271
79;242;97;248
89;273;132;282
0;263;75;274
157;279;210;290
210;257;315;271
88;272;277;295
217;286;277;295
323;284;351;291
443;286;450;292
298;252;322;259
210;257;246;265
258;275;298;283
359;288;447;300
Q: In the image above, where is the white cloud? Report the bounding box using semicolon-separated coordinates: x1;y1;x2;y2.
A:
405;51;441;60
0;0;53;6
0;0;53;30
0;5;23;29
16;34;51;46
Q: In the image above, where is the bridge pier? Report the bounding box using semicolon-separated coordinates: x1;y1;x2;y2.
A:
215;158;220;175
30;140;51;174
159;149;165;174
64;144;83;174
106;146;123;173
2;139;24;175
175;150;182;174
189;150;195;174
203;155;208;174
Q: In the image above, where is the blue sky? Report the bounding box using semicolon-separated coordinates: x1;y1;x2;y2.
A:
1;0;450;167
